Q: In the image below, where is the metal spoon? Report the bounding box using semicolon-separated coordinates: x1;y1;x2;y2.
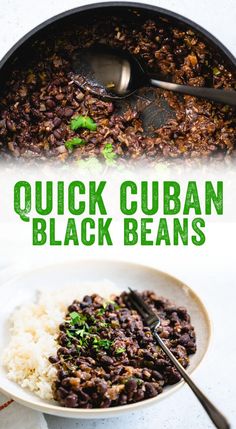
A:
72;45;236;105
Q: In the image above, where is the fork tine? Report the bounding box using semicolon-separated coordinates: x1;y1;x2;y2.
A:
128;295;149;320
129;288;156;316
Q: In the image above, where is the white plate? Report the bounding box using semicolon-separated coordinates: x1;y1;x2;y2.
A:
0;260;211;418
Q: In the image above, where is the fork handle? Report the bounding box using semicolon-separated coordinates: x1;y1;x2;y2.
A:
153;332;230;429
149;79;236;106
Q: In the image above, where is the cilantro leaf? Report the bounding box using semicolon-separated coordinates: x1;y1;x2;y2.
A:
115;347;126;354
75;328;87;338
69;312;87;327
102;143;117;165
69;311;81;325
70;115;97;131
133;377;143;386
66;329;76;339
99;322;109;328
97;300;119;316
65;137;86;150
213;67;220;76
92;337;113;350
97;308;106;316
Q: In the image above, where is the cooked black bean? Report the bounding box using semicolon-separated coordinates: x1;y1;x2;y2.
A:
58;387;69;399
46;99;56;109
144;382;158;398
64;394;78;408
134;389;145;402
97;381;108;395
152;370;164;381
100;356;114;366
125;378;138;394
58;370;69;380
165;368;182;385
48;356;59;364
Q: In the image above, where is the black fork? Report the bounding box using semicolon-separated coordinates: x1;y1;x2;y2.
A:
128;288;230;429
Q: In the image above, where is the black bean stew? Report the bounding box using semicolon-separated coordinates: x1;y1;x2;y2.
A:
0;14;235;164
49;291;196;408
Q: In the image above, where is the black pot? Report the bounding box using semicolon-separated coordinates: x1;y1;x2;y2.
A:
0;1;235;147
0;1;235;83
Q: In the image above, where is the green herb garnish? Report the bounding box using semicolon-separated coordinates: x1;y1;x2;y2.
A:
97;300;119;316
66;330;75;339
69;311;81;325
100;322;109;328
102;143;117;165
213;67;220;76
75;328;87;338
103;299;119;310
127;377;143;386
70;115;97;131
115;347;126;354
69;311;87;325
66;327;90;347
135;378;144;386
65;137;86;150
97;307;106;316
92;337;113;351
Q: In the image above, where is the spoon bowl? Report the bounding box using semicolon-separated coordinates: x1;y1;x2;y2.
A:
72;45;147;100
72;45;236;105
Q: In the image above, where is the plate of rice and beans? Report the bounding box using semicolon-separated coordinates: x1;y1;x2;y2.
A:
0;260;211;418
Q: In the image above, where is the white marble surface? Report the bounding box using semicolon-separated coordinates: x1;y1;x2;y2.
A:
0;1;236;428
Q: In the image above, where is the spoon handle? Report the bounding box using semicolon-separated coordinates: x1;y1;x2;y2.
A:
153;331;230;429
150;79;236;106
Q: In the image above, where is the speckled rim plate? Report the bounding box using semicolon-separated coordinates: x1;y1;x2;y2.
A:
0;260;211;418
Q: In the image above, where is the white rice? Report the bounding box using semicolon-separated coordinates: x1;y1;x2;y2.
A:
2;281;119;400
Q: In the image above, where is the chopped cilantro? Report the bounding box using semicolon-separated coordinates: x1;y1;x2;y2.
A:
66;329;76;339
70;115;97;131
69;312;87;327
97;300;119;316
66;327;89;346
97;307;106;316
79;337;89;348
89;325;98;333
213;67;220;76
127;377;143;386
92;337;113;351
66;307;118;353
102;143;117;165
66;329;87;340
115;347;126;354
103;300;113;308
75;328;87;338
65;137;86;150
103;300;119;310
69;311;81;325
100;322;109;328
